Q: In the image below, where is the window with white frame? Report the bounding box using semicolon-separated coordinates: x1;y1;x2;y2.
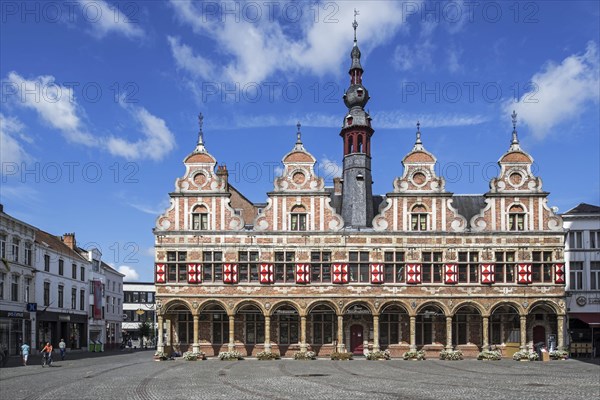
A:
58;285;64;308
0;234;6;259
192;205;209;230
590;231;600;249
410;205;428;231
71;287;77;309
24;243;32;266
568;231;583;249
290;205;307;231
24;277;31;303
0;272;4;300
44;282;50;306
12;237;20;262
569;262;584;290
11;274;19;301
44;255;50;272
508;205;526;231
590;262;600;290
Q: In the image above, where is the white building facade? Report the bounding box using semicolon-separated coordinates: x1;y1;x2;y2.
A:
0;205;36;353
103;262;124;349
563;203;600;357
122;282;156;348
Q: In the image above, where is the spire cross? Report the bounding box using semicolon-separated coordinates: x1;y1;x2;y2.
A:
352;9;359;43
197;112;204;145
416;121;422;144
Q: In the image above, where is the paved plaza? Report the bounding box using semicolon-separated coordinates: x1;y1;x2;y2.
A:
0;350;598;400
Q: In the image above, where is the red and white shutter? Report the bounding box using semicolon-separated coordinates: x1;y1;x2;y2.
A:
554;263;565;284
406;264;421;284
517;264;532;284
444;264;458;284
370;264;383;284
187;264;197;283
155;263;166;283
480;264;495;284
223;263;238;284
332;263;348;284
296;264;310;284
260;263;274;284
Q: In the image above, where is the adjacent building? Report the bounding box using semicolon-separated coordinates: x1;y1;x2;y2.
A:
0;205;36;354
122;282;156;347
562;203;600;356
153;22;566;359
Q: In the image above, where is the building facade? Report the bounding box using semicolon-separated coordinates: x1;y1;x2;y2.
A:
103;262;124;349
154;24;566;358
0;205;36;354
562;203;600;356
122;282;156;347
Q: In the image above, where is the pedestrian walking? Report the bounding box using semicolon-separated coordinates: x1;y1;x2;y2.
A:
59;338;66;360
21;343;30;366
41;342;53;367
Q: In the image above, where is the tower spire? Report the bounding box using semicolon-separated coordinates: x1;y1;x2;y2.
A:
195;112;206;152
294;121;304;150
510;110;520;150
352;9;359;44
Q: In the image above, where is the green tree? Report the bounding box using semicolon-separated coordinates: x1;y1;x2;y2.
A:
139;320;152;341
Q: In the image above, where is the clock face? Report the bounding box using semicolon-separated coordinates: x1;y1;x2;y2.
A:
576;296;587;306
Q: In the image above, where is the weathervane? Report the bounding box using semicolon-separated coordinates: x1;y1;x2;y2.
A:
353;9;359;42
197;112;204;146
511;110;519;145
416;121;422;144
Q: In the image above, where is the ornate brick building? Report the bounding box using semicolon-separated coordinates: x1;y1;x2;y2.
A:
154;22;566;358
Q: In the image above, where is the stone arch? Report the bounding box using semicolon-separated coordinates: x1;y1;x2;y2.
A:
341;300;375;315
268;300;302;316
379;300;411;315
526;299;561;315
450;300;486;316
233;299;267;315
162;298;193;314
526;301;559;349
306;299;339;315
490;301;525;316
416;301;450;317
452;303;483;347
199;299;230;315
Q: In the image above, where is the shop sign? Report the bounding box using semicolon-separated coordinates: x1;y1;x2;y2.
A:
59;315;71;321
0;310;30;319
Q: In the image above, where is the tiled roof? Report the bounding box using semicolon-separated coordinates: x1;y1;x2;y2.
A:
35;229;87;261
562;203;600;215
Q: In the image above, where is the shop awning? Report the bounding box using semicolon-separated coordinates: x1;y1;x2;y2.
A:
570;313;600;326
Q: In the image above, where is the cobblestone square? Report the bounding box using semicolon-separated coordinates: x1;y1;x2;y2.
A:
1;351;598;400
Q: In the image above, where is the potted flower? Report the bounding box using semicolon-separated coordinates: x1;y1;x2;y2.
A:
294;351;316;360
330;351;353;360
402;350;426;360
439;349;463;360
549;349;569;360
153;350;168;361
183;351;206;361
218;351;244;361
366;350;391;360
256;351;280;360
512;350;539;361
477;350;502;360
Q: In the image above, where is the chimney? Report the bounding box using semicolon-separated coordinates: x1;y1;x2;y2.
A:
333;177;343;195
216;164;229;187
62;233;76;250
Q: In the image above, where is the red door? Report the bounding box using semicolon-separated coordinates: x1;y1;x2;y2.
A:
533;326;546;345
350;325;364;354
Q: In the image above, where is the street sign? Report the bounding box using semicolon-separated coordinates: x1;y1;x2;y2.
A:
26;303;37;312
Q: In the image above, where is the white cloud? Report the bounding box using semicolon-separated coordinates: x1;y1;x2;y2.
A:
78;0;144;39
318;156;342;179
169;1;414;83
447;47;463;74
106;105;176;161
6;72;98;146
118;265;140;281
0;113;32;166
506;42;600;139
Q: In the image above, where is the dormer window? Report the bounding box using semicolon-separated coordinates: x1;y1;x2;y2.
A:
192;205;209;230
410;205;428;231
290;205;307;231
508;205;525;231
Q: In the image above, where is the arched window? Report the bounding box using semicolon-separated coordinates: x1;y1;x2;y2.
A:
192;205;209;230
347;134;354;154
357;134;363;153
290;205;307;231
410;205;428;231
508;205;525;231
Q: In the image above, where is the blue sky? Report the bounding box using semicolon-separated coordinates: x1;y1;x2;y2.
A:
1;0;599;282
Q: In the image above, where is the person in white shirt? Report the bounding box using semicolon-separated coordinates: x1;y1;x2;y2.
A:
58;339;66;360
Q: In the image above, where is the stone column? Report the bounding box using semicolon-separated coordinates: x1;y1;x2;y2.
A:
228;315;235;352
520;315;527;351
157;315;164;352
337;315;344;352
409;316;417;351
482;316;489;349
557;314;565;349
192;315;199;353
300;316;307;352
446;316;453;350
264;315;271;352
373;315;380;352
